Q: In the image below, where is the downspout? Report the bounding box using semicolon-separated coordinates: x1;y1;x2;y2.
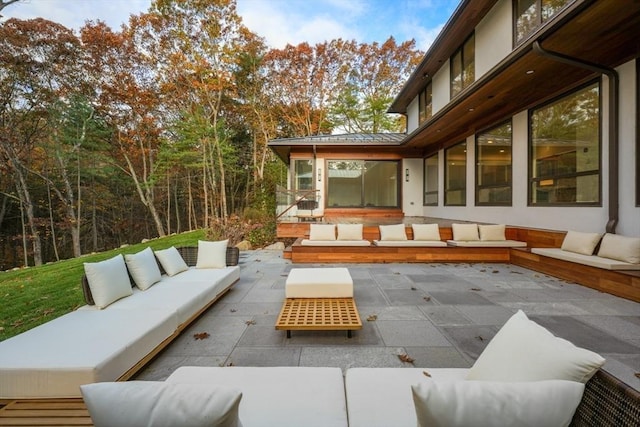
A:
532;41;619;233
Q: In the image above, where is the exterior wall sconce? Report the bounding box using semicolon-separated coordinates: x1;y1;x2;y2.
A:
318;168;322;182
405;168;410;182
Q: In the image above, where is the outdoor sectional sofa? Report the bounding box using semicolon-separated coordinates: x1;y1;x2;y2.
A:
78;310;640;427
0;243;240;399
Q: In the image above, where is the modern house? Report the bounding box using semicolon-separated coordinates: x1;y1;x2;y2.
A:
270;0;640;236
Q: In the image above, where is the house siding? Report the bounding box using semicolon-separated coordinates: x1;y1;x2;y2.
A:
475;0;512;77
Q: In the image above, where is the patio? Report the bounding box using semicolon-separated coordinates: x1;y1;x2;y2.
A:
134;249;640;391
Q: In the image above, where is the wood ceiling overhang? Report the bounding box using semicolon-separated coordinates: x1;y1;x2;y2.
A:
396;0;640;156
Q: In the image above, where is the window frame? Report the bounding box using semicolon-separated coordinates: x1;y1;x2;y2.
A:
444;142;467;206
513;0;570;46
636;58;640;206
450;33;475;99
326;159;401;209
528;80;602;207
423;153;439;206
475;120;513;206
418;81;433;125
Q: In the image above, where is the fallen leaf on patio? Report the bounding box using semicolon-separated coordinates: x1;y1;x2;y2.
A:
635;372;640;379
510;271;523;274
193;332;210;340
230;309;237;312
476;335;484;341
492;270;500;273
245;320;256;326
423;370;431;377
423;296;431;302
228;362;235;367
470;288;482;291
398;354;414;364
410;286;417;291
480;269;486;272
367;314;378;321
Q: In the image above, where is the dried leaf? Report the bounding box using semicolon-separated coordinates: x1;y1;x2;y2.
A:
476;335;484;342
635;372;640;379
423;370;432;377
470;288;482;291
480;269;486;272
230;309;237;313
245;320;256;326
423;296;431;302
492;270;500;274
193;332;210;340
228;362;235;367
410;286;417;291
398;354;414;364
367;314;378;322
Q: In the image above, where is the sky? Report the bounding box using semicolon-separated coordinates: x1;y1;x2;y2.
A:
1;0;460;51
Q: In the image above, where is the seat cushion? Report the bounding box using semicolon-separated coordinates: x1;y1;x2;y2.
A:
337;223;363;240
531;248;640;270
451;223;479;241
374;240;447;247
167;367;348;427
411;224;441;241
478;224;506;241
560;230;602;255
285;268;353;298
597;233;640;264
309;224;336;241
379;224;408;241
447;240;526;247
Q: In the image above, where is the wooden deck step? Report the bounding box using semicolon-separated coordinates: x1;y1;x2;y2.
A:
0;399;93;426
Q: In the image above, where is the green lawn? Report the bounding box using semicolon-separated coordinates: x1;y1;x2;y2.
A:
0;230;205;342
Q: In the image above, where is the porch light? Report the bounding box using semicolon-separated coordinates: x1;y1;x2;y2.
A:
405;168;410;182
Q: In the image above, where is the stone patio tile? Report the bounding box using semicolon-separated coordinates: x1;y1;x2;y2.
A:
428;290;495;306
237;315;287;346
405;346;473;368
376;320;452;347
240;288;286;303
359;305;428;321
571;300;638;315
455;305;515;326
226;346;301;367
299;346;408;370
347;267;375;279
161;316;248;357
134;356;227;381
281;322;383;346
600;356;640;391
383;289;435;306
440;326;498;360
353;286;389;306
530;315;640;354
500;302;589;316
596;296;640;315
209;302;284;317
373;273;414;289
420;306;472;326
577;316;640;340
508;288;559;302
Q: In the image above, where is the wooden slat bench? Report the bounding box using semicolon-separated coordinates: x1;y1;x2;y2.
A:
275;298;362;338
0;399;92;426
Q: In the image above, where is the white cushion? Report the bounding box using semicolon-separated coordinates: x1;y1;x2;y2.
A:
597;233;640;264
124;247;162;290
532;247;640;270
196;239;228;269
154;246;189;276
446;240;527;248
561;230;602;255
81;381;242;427
467;310;605;383
309;224;336;241
479;224;506;241
285;268;353;298
412;379;584;427
300;239;371;247
338;223;363;240
451;223;479;241
374;240;447;247
379;224;407;241
83;254;133;309
411;224;441;241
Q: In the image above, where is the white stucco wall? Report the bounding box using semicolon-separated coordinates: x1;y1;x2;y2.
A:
431;60;451;120
406;97;419;134
402;158;423;216
475;0;512;76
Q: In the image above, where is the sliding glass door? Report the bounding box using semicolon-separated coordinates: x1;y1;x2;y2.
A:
326;160;399;208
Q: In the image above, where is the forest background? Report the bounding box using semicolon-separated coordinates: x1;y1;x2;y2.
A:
0;0;423;270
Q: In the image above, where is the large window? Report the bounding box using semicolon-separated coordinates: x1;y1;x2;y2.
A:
418;82;433;125
450;33;475;98
514;0;570;45
445;143;466;206
423;154;438;206
530;82;600;205
326;160;399;208
293;159;313;191
476;122;512;205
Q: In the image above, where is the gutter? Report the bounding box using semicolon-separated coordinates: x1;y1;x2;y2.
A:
532;41;619;233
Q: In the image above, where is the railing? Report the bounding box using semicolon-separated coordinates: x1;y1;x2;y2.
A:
276;186;322;221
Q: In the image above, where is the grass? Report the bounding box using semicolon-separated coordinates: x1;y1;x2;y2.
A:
0;230;206;342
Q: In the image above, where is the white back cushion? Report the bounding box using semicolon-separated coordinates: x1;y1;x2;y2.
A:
196;239;228;269
81;381;242;427
154;246;189;276
452;223;479;241
597;233;640;264
379;224;407;241
479;224;506;241
338;223;363;240
309;224;336;241
124;247;162;290
412;379;584;427
84;254;133;309
467;310;605;383
561;230;602;255
412;224;441;241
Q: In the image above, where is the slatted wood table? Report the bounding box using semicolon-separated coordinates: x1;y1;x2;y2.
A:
0;399;93;426
276;297;362;338
275;268;362;338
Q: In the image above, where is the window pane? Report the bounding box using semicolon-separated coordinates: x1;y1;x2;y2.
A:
363;161;398;207
477;122;512;205
419;90;426;124
424;154;438;206
327;160;399;208
515;0;538;44
530;83;600;205
445;143;466;206
542;0;569;21
425;83;433;120
293;159;313;190
451;50;462;97
462;34;475;89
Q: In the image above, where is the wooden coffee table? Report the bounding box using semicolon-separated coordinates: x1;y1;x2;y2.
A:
275;268;362;338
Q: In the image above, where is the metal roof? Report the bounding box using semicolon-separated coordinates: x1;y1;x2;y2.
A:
268;133;406;146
